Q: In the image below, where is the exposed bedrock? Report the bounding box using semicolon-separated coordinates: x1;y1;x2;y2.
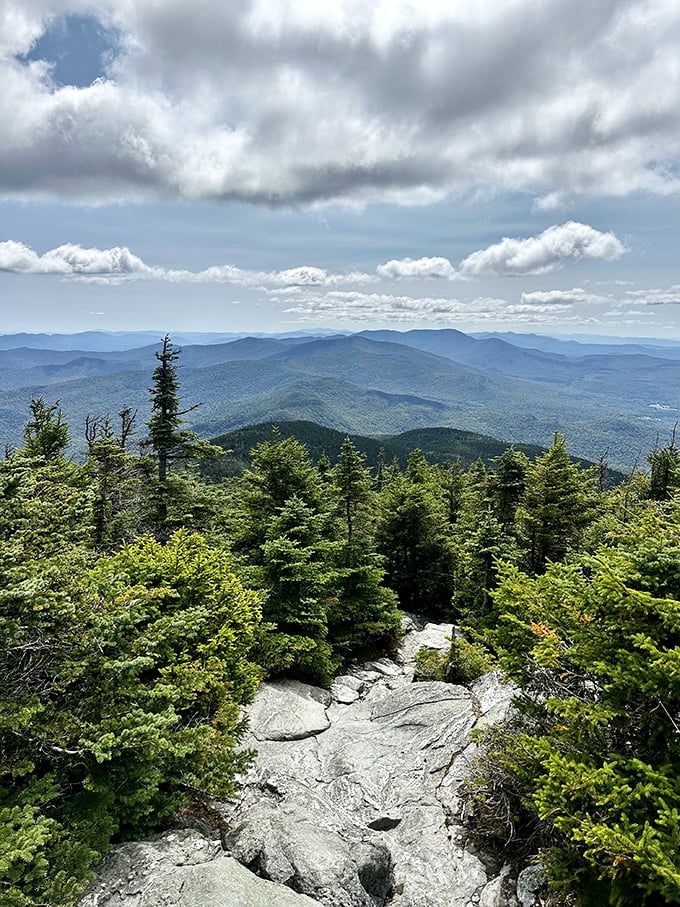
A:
80;616;539;907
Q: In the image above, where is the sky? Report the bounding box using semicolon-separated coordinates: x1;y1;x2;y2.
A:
2;0;680;338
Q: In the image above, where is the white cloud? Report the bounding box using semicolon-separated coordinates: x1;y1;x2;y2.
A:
0;240;148;275
0;240;372;286
282;289;469;323
458;222;626;276
2;1;680;205
377;223;624;282
277;287;609;327
625;285;680;305
520;287;611;306
376;256;458;280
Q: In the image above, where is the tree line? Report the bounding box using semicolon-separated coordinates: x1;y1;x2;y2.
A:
1;336;678;906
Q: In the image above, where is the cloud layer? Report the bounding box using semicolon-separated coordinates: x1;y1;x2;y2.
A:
457;222;626;276
2;222;625;288
0;240;373;286
2;1;680;206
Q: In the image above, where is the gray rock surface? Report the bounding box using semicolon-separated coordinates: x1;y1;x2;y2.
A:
220;619;517;907
246;679;332;741
516;864;547;907
78;829;320;907
80;619;520;907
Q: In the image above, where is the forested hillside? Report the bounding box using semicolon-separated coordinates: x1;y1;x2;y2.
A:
1;337;679;906
1;329;679;466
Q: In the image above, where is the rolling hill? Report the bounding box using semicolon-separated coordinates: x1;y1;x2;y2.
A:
207;420;622;481
0;330;677;468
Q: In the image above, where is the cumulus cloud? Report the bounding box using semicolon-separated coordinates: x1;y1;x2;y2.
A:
0;240;373;286
376;256;458;280
2;1;680;205
0;240;148;275
458;222;625;276
378;223;625;282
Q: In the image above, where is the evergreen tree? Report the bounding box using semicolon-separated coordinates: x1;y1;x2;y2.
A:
329;438;401;656
453;509;514;623
333;436;373;547
256;496;340;682
0;405;261;907
232;434;329;556
232;436;339;681
0;521;262;906
452;458;516;623
85;410;141;547
517;432;598;574
489;448;529;528
474;506;680;906
145;335;220;539
436;460;465;525
22;398;69;461
375;450;455;616
647;435;680;501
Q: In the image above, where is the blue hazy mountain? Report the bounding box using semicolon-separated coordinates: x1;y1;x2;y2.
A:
0;330;678;468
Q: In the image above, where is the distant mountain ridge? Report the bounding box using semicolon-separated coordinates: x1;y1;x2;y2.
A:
0;328;677;468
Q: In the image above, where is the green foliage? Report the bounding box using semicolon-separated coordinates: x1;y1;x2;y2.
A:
0;492;262;906
415;637;494;685
86;410;145;547
517;432;599;574
474;506;680;906
647;437;680;501
413;647;446;681
489;448;529;528
445;637;495;684
22;398;69;461
231;436;341;682
145;336;223;539
375;450;455;616
453;509;516;623
233;435;401;680
329;438;402;658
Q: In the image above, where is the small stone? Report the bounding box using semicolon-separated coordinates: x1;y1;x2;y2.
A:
331;683;360;704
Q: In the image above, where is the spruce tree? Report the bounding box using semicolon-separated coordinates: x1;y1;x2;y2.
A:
329;437;401;656
23;398;69;461
232;436;339;681
517;432;597;574
476;506;680;906
647;435;680;501
145;336;218;539
489;448;529;528
375;450;455;616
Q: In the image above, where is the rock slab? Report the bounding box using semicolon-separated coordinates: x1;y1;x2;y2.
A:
220;621;517;907
78;829;321;907
80;620;519;907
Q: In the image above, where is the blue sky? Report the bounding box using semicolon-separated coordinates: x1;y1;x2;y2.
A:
2;1;680;337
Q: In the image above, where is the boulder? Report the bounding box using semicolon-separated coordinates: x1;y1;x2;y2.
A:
246;679;331;741
78;829;321;907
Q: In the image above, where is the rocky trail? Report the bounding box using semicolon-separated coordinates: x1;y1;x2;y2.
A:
80;618;541;907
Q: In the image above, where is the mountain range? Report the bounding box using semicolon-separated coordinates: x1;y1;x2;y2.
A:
0;328;678;468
